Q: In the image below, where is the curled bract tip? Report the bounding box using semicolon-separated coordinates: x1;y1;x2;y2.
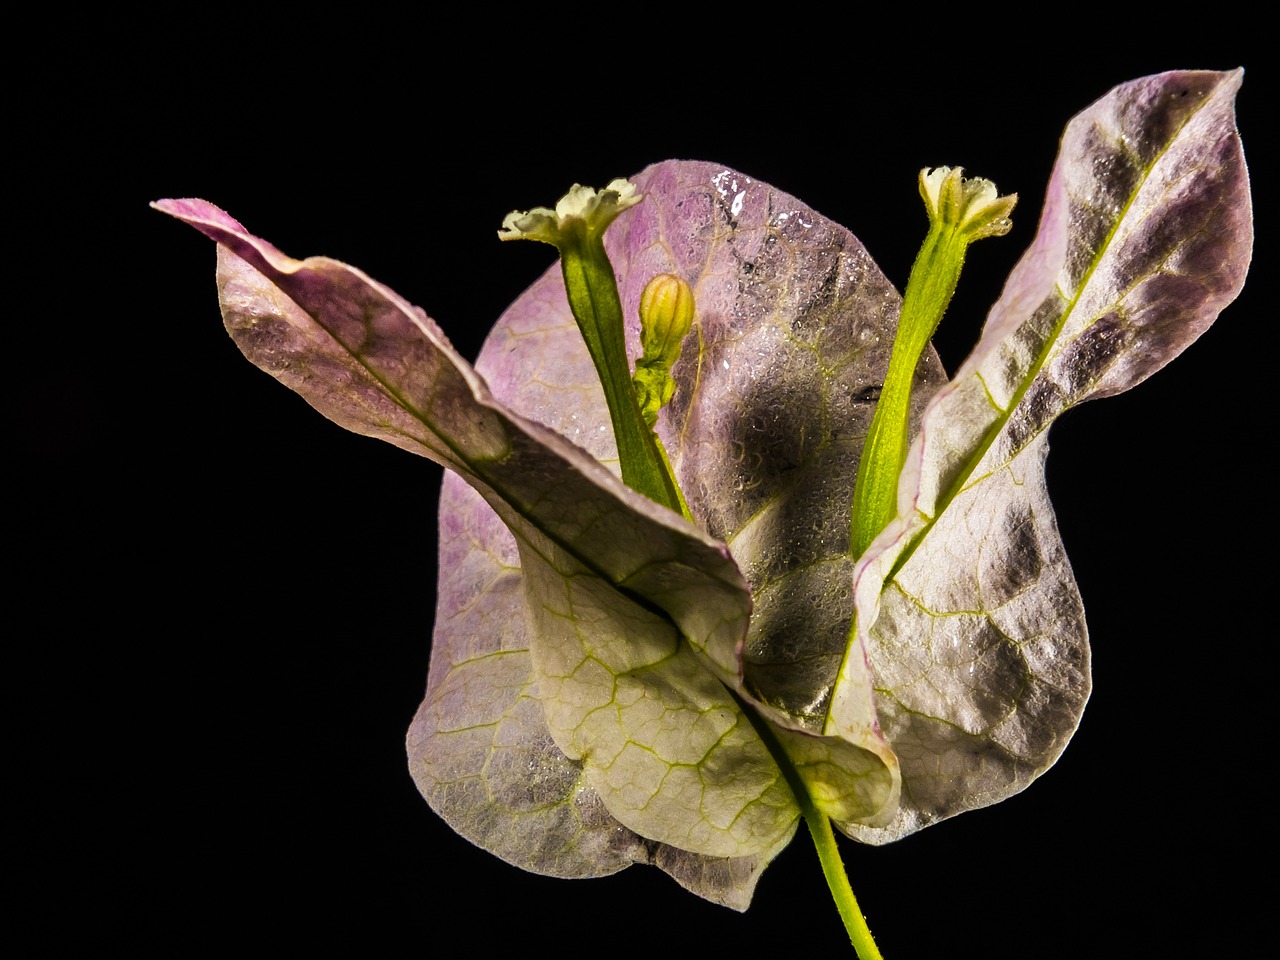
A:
919;166;1017;241
499;178;642;246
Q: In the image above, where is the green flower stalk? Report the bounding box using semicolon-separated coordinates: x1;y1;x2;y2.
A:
500;181;686;516
849;167;1017;558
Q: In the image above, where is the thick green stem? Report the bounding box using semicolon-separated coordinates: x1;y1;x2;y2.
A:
558;230;686;516
850;220;966;557
850;168;1015;558
501;182;688;517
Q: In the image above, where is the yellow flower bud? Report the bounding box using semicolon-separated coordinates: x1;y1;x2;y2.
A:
638;273;696;369
633;273;696;427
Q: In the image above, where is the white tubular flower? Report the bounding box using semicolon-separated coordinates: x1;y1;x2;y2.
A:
499;179;642;247
919;166;1017;241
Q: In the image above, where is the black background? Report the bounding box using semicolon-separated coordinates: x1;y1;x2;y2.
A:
24;20;1270;958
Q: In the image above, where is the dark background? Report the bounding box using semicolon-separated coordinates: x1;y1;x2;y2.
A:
24;21;1269;958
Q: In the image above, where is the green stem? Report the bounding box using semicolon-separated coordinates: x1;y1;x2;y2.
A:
850;219;966;558
558;230;686;516
734;691;884;958
804;804;884;960
651;429;693;521
849;168;1014;559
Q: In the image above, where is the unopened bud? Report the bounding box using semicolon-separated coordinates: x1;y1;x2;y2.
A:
638;273;695;368
633;273;696;426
